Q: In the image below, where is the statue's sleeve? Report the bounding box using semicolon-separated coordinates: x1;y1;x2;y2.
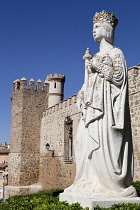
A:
111;48;126;86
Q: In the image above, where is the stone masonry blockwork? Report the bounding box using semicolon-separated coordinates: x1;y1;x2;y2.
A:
8;79;49;186
8;153;40;186
6;65;140;198
128;65;140;181
39;95;80;190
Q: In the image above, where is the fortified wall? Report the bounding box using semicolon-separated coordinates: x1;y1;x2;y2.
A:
5;64;140;198
39;63;140;189
39;95;80;190
9;78;49;187
128;64;140;181
6;74;66;197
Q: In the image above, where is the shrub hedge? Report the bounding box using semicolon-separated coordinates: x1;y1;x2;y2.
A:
0;182;139;209
133;181;140;197
0;189;88;210
94;203;140;210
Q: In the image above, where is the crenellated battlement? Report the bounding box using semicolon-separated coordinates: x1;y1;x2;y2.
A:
43;94;77;117
128;64;140;95
128;64;140;70
46;73;65;82
128;64;140;77
12;77;49;92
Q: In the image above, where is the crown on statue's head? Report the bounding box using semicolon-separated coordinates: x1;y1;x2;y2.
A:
93;10;118;29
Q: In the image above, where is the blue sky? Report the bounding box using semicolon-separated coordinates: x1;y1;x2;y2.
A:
0;0;140;143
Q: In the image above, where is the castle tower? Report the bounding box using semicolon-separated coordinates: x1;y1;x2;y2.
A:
6;73;66;197
46;73;65;108
7;77;49;191
128;64;140;181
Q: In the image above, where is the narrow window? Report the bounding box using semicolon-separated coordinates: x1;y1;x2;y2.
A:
17;82;20;89
0;172;3;179
54;82;56;88
64;116;73;163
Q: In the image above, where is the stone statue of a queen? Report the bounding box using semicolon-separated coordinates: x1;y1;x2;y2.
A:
65;10;137;197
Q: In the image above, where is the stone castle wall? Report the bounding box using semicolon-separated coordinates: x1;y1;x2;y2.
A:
38;65;140;190
6;65;140;198
8;78;49;187
39;95;81;190
128;64;140;181
40;66;140;189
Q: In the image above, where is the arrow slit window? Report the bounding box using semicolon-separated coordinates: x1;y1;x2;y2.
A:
64;116;73;163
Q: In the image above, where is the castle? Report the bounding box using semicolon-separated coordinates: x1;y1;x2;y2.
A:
5;50;140;198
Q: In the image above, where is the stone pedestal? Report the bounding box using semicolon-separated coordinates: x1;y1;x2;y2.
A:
59;192;140;209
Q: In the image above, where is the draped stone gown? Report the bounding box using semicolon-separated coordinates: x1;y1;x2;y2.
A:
65;46;137;197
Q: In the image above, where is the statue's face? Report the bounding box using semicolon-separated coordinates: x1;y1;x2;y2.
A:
93;22;114;45
93;22;103;44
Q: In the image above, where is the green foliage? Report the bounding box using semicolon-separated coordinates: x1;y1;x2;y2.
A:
94;203;140;210
1;185;140;210
0;189;88;210
133;181;140;196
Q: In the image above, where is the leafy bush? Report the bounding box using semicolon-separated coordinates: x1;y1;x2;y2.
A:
0;189;88;210
133;181;140;196
0;186;140;210
94;203;140;210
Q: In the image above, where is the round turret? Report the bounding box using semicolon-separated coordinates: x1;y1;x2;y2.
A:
46;73;65;108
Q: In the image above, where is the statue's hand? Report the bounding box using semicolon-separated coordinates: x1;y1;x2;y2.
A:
86;65;92;74
92;54;110;75
92;56;102;72
86;102;91;106
92;59;98;71
104;69;113;81
92;60;103;73
98;73;104;78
